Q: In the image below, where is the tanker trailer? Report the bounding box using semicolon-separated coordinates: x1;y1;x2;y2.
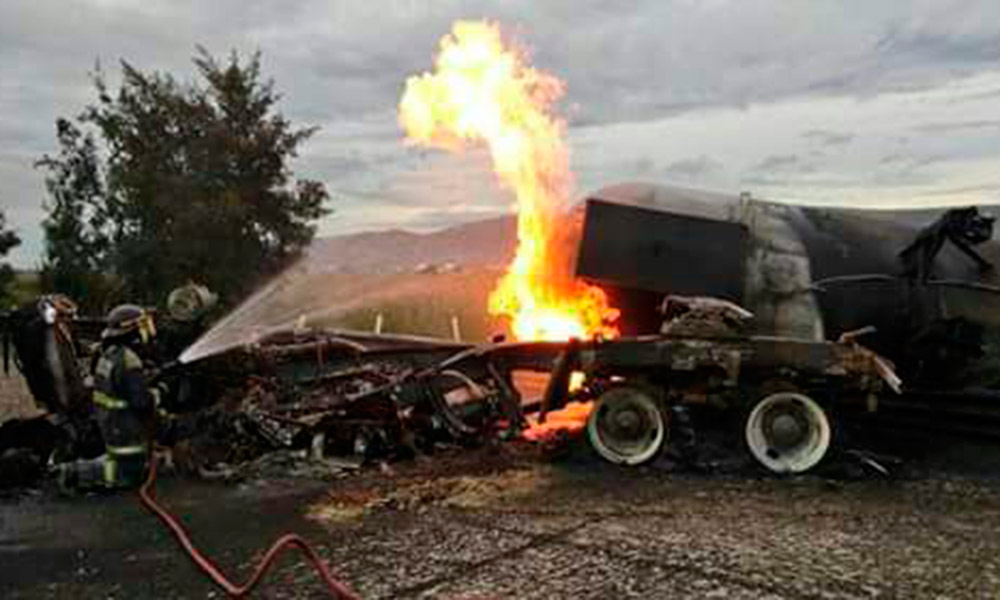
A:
575;182;1000;436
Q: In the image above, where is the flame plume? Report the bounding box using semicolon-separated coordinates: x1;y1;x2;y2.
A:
399;20;619;342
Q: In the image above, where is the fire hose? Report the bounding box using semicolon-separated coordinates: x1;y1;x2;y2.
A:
139;454;361;598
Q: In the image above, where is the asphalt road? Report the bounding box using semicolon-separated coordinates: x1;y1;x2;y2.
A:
2;441;1000;599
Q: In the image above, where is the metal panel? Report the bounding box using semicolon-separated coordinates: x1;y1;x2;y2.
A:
576;199;746;302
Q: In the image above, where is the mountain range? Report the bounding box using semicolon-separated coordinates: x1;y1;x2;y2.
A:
303;215;517;274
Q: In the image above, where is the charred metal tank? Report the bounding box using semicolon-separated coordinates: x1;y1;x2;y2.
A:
576;182;1000;391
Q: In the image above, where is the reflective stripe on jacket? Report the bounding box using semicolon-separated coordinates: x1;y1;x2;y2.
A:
92;344;153;456
93;391;128;410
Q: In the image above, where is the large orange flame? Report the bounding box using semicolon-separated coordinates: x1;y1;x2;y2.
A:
399;20;619;342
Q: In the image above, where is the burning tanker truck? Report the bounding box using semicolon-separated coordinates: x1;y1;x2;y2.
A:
572;181;1000;440
575;181;1000;388
3;184;995;481
160;179;998;477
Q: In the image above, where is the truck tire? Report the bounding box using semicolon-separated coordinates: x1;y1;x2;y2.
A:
587;385;666;465
744;391;831;474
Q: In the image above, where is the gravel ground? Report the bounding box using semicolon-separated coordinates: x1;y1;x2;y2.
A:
3;366;1000;599
2;440;1000;599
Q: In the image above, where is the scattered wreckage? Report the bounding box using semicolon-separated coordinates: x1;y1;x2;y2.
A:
2;290;903;488
7;184;1000;486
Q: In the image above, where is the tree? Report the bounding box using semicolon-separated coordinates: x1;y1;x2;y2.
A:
38;118;115;311
0;210;21;308
39;48;330;308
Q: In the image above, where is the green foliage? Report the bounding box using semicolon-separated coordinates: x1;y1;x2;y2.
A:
39;48;329;310
9;272;42;307
37;119;117;312
0;210;21;308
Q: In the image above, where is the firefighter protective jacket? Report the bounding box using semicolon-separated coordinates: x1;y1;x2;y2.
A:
92;344;154;457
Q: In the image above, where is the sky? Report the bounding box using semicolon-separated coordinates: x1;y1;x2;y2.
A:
2;0;1000;268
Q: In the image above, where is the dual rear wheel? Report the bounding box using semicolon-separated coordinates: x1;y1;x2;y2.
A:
743;391;832;474
585;385;833;473
586;386;665;466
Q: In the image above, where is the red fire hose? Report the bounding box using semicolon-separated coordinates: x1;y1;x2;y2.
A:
139;456;361;598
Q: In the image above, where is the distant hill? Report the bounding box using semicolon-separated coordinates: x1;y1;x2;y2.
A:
304;215;518;274
186;185;1000;354
301;183;1000;276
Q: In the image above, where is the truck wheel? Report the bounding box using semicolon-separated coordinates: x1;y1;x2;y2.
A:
587;386;666;465
744;391;831;474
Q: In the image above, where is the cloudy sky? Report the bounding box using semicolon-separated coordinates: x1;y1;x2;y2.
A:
3;0;1000;267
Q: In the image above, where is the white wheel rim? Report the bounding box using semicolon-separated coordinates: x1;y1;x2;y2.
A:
587;387;666;465
745;392;831;474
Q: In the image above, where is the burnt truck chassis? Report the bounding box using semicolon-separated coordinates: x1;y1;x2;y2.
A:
2;299;899;479
186;323;899;475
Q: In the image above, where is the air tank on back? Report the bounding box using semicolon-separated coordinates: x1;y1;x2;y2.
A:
575;182;1000;391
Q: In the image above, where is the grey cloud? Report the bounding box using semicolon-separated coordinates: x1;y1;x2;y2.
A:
913;120;1000;134
322;155;514;236
878;153;908;166
871;153;946;187
631;157;655;176
740;175;791;188
663;156;724;180
951;86;1000;103
876;23;1000;65
754;154;801;172
740;174;931;191
297;147;418;183
917;183;1000;197
4;0;1000;266
6;1;1000;132
878;153;944;170
802;130;854;147
748;153;823;184
541;2;1000;126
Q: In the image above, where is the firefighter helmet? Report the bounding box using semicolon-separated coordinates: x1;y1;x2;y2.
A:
102;304;156;343
166;283;217;322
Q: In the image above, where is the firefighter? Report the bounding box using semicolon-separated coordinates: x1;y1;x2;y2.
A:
58;304;161;491
91;304;161;489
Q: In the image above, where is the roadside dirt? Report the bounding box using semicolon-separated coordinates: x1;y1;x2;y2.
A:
0;372;40;424
2;438;1000;599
